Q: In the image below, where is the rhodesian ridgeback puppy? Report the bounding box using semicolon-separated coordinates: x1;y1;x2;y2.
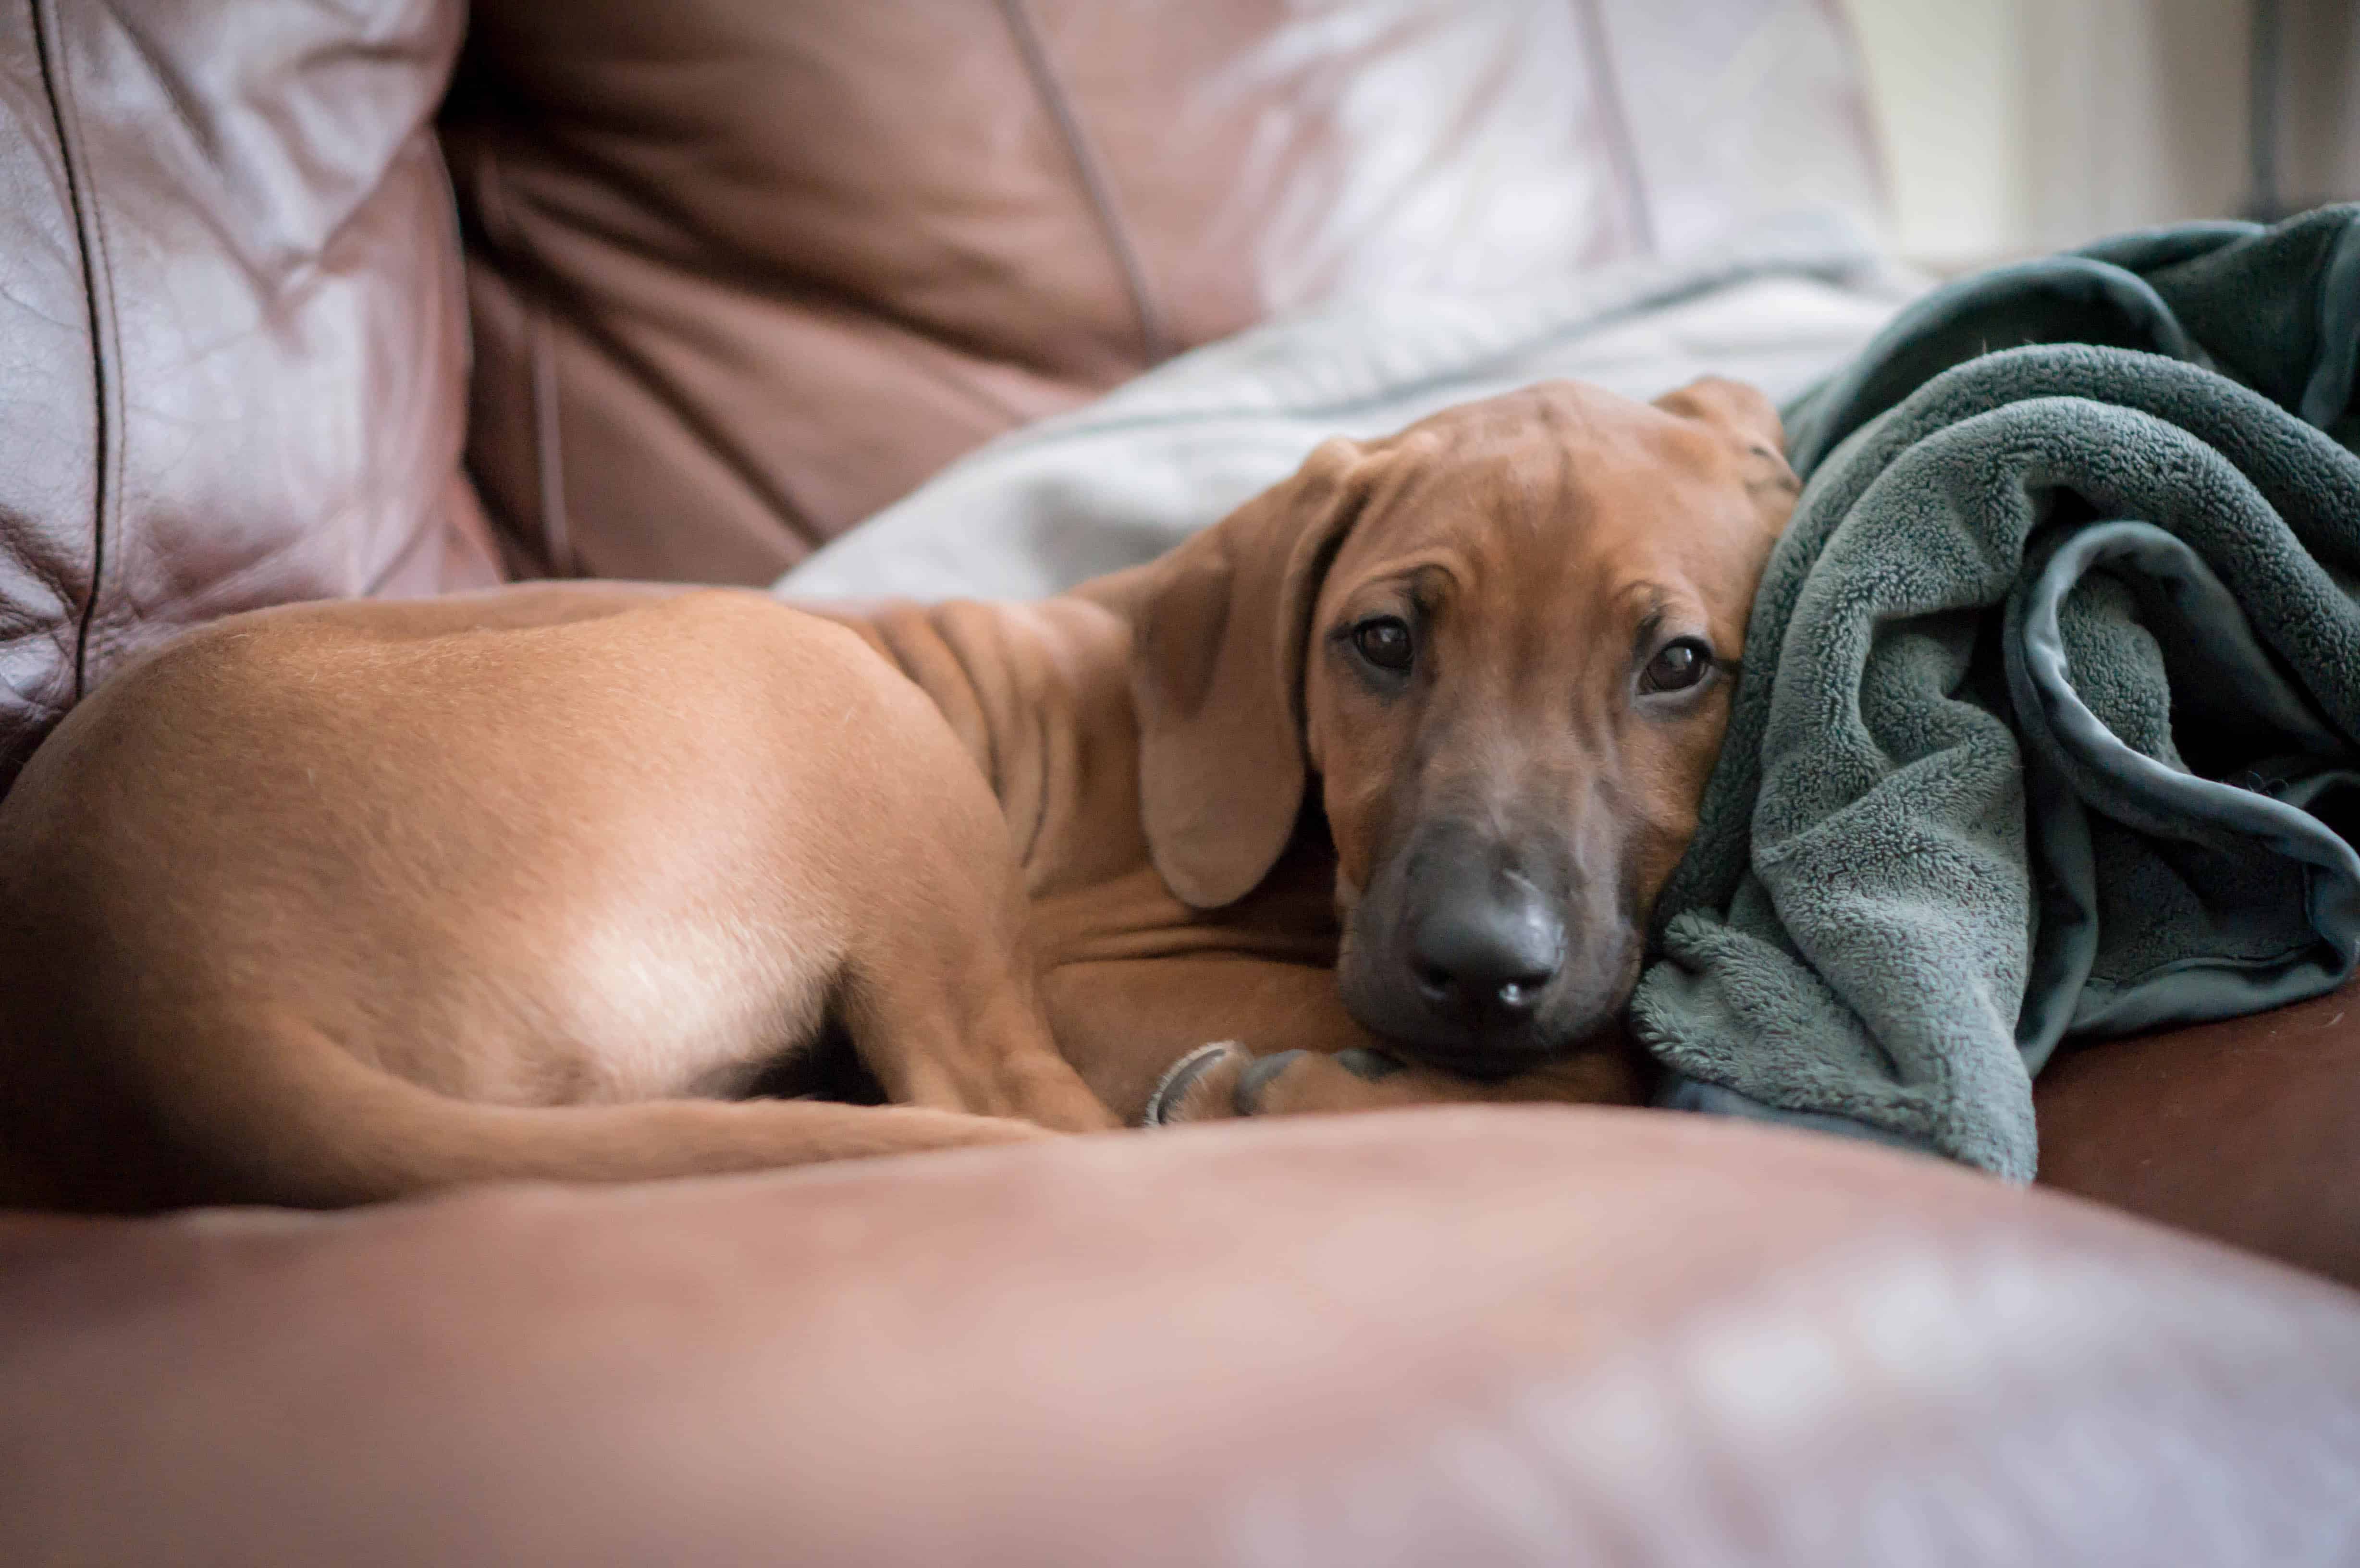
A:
0;378;1796;1211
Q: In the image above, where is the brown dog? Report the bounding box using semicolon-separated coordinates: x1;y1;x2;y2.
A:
0;379;1795;1211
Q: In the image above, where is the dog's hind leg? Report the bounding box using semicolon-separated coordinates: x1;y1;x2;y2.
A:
810;643;1121;1138
840;963;1118;1135
3;1011;1051;1213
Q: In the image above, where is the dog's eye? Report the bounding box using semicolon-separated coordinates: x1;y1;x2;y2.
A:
1352;616;1415;674
1640;637;1713;694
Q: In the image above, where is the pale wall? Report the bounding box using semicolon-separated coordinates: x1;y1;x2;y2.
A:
1843;0;2357;270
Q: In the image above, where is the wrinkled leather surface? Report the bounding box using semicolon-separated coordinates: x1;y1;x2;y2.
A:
2039;977;2360;1288
0;0;500;793
3;1109;2356;1565
443;0;1885;583
0;12;91;783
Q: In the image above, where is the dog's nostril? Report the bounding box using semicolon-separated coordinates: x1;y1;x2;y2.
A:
1492;973;1550;1013
1414;956;1557;1017
1408;901;1563;1019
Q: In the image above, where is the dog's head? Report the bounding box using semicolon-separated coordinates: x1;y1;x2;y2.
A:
1129;378;1796;1076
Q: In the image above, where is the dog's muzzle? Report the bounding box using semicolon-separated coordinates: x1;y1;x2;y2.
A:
1341;825;1623;1075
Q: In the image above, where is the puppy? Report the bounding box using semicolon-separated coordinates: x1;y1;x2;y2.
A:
0;379;1795;1210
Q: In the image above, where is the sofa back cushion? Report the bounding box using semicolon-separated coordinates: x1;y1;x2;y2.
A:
0;0;501;791
442;0;1886;585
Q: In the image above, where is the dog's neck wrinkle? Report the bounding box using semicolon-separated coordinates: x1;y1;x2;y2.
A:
840;597;1152;899
830;596;1352;952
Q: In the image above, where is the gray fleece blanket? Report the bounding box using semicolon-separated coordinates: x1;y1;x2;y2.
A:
1634;206;2360;1180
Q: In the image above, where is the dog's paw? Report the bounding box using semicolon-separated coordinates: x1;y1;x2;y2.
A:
1140;1041;1249;1126
1141;1043;1418;1125
1143;1038;1646;1126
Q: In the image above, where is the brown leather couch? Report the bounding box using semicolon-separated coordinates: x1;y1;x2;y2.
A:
2;2;2354;1561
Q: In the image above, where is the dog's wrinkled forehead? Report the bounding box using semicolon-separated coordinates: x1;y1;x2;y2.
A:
1331;380;1768;595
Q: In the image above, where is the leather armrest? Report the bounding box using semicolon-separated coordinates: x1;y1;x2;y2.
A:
5;1108;2354;1564
2037;978;2360;1286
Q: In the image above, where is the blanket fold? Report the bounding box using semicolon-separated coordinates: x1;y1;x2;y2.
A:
1634;206;2360;1180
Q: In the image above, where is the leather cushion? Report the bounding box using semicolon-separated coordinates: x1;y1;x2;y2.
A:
442;0;1886;583
0;0;501;793
2;1107;2353;1564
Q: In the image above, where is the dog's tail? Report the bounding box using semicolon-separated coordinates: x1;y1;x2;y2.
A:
10;1017;1048;1213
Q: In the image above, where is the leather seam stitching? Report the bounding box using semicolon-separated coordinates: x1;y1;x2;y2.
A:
994;0;1174;365
412;111;492;592
30;0;116;703
529;291;574;577
1573;0;1658;257
1818;0;1896;218
531;272;830;562
465;135;841;566
6;1;75;668
473;134;576;578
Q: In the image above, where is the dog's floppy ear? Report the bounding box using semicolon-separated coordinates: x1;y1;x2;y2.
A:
1130;437;1377;909
1653;376;1800;521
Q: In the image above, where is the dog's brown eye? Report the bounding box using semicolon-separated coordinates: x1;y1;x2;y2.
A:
1641;637;1712;694
1352;616;1414;674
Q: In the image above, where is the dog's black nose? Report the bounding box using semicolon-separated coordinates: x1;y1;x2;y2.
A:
1410;873;1563;1020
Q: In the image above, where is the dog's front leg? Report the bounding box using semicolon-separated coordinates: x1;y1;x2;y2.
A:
1143;1038;1649;1125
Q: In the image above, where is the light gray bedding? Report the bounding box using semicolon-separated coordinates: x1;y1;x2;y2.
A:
775;212;1916;604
